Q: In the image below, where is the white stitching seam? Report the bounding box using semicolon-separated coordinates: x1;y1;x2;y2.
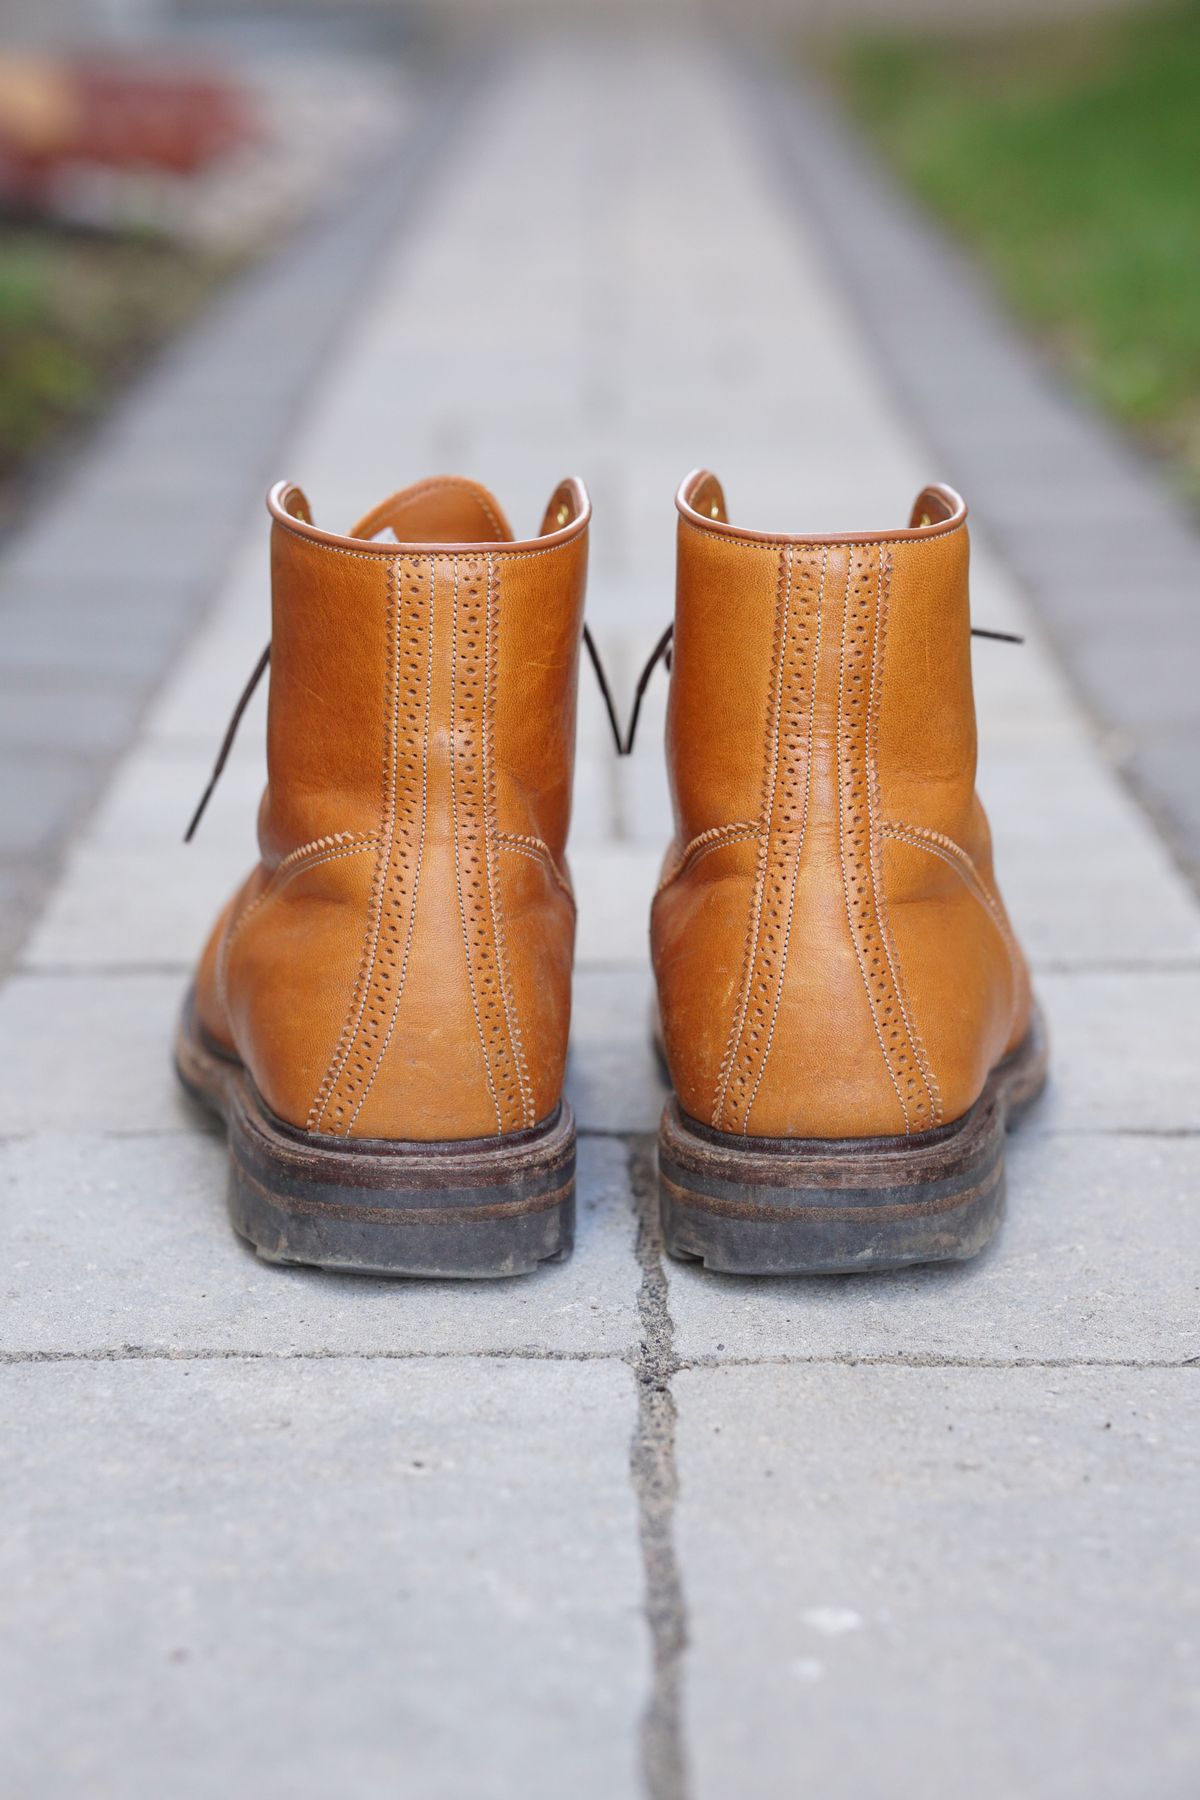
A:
497;834;576;906
217;836;378;1026
449;555;502;1133
882;821;1025;1037
308;558;402;1130
866;551;941;1128
277;534;582;568
743;545;826;1134
836;550;910;1132
345;556;437;1132
655;821;761;897
483;553;534;1128
711;545;792;1129
677;515;965;553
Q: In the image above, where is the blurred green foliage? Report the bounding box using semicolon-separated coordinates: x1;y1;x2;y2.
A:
0;228;224;505
832;0;1200;495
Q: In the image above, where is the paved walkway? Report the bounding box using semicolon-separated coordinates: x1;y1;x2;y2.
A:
3;37;1198;1800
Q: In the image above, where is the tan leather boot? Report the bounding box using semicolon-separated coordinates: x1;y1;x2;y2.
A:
651;471;1047;1273
176;475;590;1277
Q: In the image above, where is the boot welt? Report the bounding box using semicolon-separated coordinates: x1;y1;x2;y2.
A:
658;1010;1048;1276
174;992;575;1279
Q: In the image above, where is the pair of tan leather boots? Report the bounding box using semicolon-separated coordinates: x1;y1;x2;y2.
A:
177;471;1046;1279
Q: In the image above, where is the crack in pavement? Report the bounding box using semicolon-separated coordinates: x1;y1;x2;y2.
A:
677;1353;1200;1372
625;1139;691;1800
0;1346;616;1365
2;1348;1193;1371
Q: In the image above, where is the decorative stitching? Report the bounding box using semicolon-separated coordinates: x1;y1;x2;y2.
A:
272;831;375;880
345;556;437;1131
836;547;943;1135
866;548;941;1127
678;515;964;553
835;548;911;1131
882;820;1025;1031
278;534;581;568
448;555;530;1135
499;831;556;851
318;556;434;1134
449;555;503;1133
497;833;575;905
655;820;761;897
712;545;791;1129
307;559;402;1130
483;554;534;1128
722;545;808;1131
741;546;826;1135
217;835;377;1024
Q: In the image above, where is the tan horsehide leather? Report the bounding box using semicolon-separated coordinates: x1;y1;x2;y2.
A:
193;475;590;1142
651;471;1033;1141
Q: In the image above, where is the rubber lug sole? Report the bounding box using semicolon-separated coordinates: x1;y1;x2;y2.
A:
175;996;574;1278
658;1012;1048;1275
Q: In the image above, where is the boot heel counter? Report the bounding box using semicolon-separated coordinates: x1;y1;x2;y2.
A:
660;481;1026;1145
658;533;946;1142
652;834;923;1139
203;483;587;1149
695;853;934;1141
307;547;544;1144
231;831;567;1145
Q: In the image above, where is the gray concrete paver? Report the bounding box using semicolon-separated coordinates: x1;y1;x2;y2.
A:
0;1136;638;1359
0;1358;645;1800
675;1364;1200;1800
669;1130;1200;1366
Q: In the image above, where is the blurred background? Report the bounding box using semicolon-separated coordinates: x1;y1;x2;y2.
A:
0;0;1196;521
0;0;1196;959
0;0;420;527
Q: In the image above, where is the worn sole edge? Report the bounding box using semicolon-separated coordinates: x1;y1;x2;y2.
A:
174;994;576;1279
658;1011;1048;1274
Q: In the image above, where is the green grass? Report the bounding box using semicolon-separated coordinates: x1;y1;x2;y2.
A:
828;0;1200;495
0;227;227;514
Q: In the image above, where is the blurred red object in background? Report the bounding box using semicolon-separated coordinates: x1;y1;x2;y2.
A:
0;52;258;212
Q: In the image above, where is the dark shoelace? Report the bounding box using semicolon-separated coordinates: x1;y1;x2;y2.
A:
184;626;626;842
184;622;1022;839
183;643;270;843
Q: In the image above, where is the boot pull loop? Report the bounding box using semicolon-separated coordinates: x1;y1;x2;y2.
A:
582;624;626;758
183;642;271;843
622;623;674;756
971;626;1024;644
